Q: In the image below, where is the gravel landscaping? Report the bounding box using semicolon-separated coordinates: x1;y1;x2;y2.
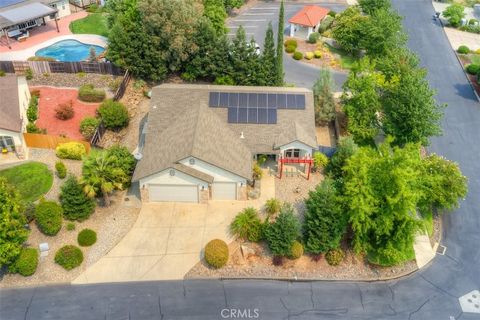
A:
185;240;418;281
28;72;120;93
275;172;324;215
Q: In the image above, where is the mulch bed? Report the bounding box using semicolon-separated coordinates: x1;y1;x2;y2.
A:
33;86;99;140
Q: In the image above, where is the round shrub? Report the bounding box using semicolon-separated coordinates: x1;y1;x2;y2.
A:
284;39;297;49
79;117;99;140
457;45;470;54
56;142;86;160
55;245;83;270
305;52;314;60
285;45;296;53
290;241;304;259
307;32;320;44
12;248;38;276
293;51;303;60
55;101;74;120
35;200;63;236
314;50;322;58
204;239;229;269
230;207;263;242
469;18;478;25
476;49;480;55
466;64;480;75
77;228;97;246
325;248;345;266
55;161;67;179
98;99;129;130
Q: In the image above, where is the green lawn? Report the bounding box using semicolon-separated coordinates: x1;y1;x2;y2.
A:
69;13;109;37
324;43;360;70
0;162;53;203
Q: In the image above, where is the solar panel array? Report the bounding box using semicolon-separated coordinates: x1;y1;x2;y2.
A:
209;92;306;125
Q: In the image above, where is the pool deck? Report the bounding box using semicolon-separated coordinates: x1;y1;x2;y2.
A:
0;11;107;60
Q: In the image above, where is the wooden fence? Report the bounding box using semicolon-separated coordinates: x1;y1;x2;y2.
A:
0;60;124;76
24;133;91;153
113;69;131;101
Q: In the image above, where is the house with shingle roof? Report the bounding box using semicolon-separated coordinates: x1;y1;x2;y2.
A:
132;84;317;203
288;5;330;39
0;75;30;157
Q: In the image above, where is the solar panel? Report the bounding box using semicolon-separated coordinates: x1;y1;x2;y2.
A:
267;94;276;109
228;107;238;123
219;93;229;107
248;108;257;123
286;94;296;108
267;109;277;124
239;93;248;108
238;108;248;123
209;92;220;107
277;94;287;109
258;94;267;108
248;93;257;108
258;108;268;124
295;94;306;109
228;93;239;107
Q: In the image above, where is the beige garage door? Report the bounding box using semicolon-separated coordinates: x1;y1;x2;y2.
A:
149;184;198;203
212;182;237;200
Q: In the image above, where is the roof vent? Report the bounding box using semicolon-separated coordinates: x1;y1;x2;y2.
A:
133;152;143;160
240;131;245;139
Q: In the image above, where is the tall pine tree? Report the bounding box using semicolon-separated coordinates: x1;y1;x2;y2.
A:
60;176;95;221
261;23;277;86
275;0;285;86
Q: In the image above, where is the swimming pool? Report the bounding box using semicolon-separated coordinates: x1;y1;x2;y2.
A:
35;39;105;62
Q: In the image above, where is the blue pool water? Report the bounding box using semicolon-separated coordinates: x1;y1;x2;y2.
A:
35;40;105;62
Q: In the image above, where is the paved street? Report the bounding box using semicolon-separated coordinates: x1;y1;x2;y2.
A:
227;2;348;90
1;1;480;319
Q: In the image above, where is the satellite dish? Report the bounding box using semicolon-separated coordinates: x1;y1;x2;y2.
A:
134;152;143;160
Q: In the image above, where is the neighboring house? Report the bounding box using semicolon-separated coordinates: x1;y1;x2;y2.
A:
0;75;29;157
0;0;71;48
288;5;329;39
133;84;317;203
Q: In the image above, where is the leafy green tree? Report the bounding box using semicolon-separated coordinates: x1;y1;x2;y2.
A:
326;136;358;180
381;63;443;146
60;176;96;221
343;139;423;266
261;23;277;86
303;178;347;254
313;68;336;125
203;0;227;34
442;4;465;27
264;204;300;257
418;154;468;215
342;62;382;144
0;178;28;268
231;26;261;85
359;0;391;14
275;0;285;86
106;145;136;185
223;0;243;11
332;7;367;54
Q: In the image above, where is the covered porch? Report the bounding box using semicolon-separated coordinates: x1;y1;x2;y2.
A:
0;2;59;49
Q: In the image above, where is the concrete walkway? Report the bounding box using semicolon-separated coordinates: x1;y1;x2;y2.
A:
413;232;436;269
443;27;480;51
73;169;275;284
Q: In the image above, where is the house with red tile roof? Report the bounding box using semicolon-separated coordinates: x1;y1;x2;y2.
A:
288;5;330;39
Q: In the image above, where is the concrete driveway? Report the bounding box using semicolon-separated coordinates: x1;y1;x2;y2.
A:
73;170;275;284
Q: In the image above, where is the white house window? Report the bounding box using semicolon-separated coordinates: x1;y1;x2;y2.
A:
285;149;300;158
0;136;15;149
169;169;175;176
189;158;195;165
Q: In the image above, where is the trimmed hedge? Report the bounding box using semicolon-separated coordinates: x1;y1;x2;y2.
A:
290;240;304;259
56;142;86;160
35;200;63;236
293;51;303;60
285;45;296;53
307;32;319;44
204;239;229;269
98;99;129;130
284;39;298;49
55;245;83;270
466;64;480;75
457;45;470;54
55;161;67;179
325;248;345;266
77;229;97;246
12;248;38;276
78;84;105;102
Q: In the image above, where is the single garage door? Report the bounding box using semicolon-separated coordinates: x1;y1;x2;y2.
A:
212;182;237;200
149;184;198;203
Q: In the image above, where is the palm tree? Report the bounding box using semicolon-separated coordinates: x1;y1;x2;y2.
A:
80;150;128;206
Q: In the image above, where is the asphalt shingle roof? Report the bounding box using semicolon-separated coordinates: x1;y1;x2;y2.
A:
0;75;22;132
133;84;317;182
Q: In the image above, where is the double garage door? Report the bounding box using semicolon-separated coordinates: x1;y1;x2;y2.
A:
149;184;198;203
